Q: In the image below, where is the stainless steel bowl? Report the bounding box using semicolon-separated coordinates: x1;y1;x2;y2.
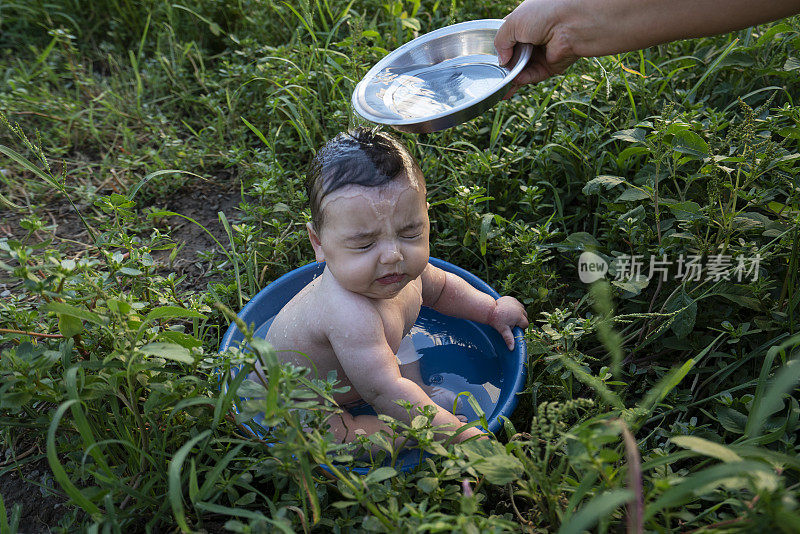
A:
352;19;532;134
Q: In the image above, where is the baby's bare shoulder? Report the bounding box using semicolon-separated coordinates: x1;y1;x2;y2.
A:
324;289;383;335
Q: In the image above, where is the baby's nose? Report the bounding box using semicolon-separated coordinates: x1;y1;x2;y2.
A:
380;242;403;263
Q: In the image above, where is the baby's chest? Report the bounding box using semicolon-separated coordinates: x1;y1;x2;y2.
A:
377;286;422;352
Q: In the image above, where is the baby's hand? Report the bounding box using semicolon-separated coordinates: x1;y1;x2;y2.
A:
488;296;529;350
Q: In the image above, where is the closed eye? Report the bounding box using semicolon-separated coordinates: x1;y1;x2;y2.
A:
401;233;422;240
352;242;374;250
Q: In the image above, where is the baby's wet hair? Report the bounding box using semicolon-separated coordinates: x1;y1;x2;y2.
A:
306;127;423;232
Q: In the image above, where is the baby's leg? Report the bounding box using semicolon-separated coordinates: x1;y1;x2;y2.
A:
325;410;415;456
326;410;391;442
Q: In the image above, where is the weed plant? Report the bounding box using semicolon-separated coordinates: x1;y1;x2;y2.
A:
1;1;800;532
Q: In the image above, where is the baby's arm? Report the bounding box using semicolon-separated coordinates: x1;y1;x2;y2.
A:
421;263;529;350
327;303;482;443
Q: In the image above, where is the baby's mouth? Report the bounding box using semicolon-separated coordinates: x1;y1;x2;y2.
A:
376;273;405;285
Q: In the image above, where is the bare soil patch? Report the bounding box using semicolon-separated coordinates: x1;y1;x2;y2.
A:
1;171;242;292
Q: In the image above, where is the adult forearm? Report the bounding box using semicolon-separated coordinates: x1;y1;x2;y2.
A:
563;0;800;57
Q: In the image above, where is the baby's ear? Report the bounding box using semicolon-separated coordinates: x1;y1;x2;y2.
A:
306;222;325;262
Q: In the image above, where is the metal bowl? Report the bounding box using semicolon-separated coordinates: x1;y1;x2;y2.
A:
352;19;532;133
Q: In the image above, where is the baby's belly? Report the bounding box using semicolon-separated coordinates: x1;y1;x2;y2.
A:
270;339;364;406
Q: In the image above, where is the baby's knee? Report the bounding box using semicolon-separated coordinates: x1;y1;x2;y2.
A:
326;411;366;443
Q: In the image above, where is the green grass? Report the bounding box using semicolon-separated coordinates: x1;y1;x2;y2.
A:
1;1;800;531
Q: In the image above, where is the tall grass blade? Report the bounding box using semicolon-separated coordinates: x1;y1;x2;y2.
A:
0;144;61;189
671;436;743;462
558;490;634;534
241;117;273;148
193;501;293;532
127;169;201;201
560;355;624;410
643;460;773;520
197;443;244;501
47;400;102;519
0;192;22;210
0;492;21;534
283;2;318;43
168;430;211;533
590;281;624;377
635;333;723;422
219;211;245;308
745;335;800;439
65;367;114;478
683;38;739;104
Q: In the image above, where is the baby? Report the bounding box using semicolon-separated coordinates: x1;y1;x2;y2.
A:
265;128;529;444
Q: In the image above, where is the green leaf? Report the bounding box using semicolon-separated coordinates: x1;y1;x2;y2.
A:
611;276;649;297
137;306;207;343
479;213;493;256
139;342;193;364
364;466;397;484
417;477;439;493
366;431;394;454
671;436;742;462
142;306;206;324
778;127;800;139
57;313;83;338
46;302;105;326
401;17;420;31
107;299;131;315
331;500;358;509
617;204;645;224
582;175;624;195
616;145;650;167
471;455;524;485
611;128;646;143
157;330;203;349
755;22;791;46
665;201;704;221
563;232;601;250
666;288;697;339
784;57;800;71
716;406;747;434
616;187;650;201
459;439;524;485
718;292;762;311
672;129;709;157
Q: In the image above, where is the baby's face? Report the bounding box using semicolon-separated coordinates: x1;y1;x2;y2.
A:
308;171;429;299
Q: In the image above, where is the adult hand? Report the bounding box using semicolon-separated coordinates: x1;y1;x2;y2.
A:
495;0;578;96
496;0;800;97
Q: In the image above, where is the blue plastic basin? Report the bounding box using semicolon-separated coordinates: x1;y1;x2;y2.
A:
219;257;526;472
